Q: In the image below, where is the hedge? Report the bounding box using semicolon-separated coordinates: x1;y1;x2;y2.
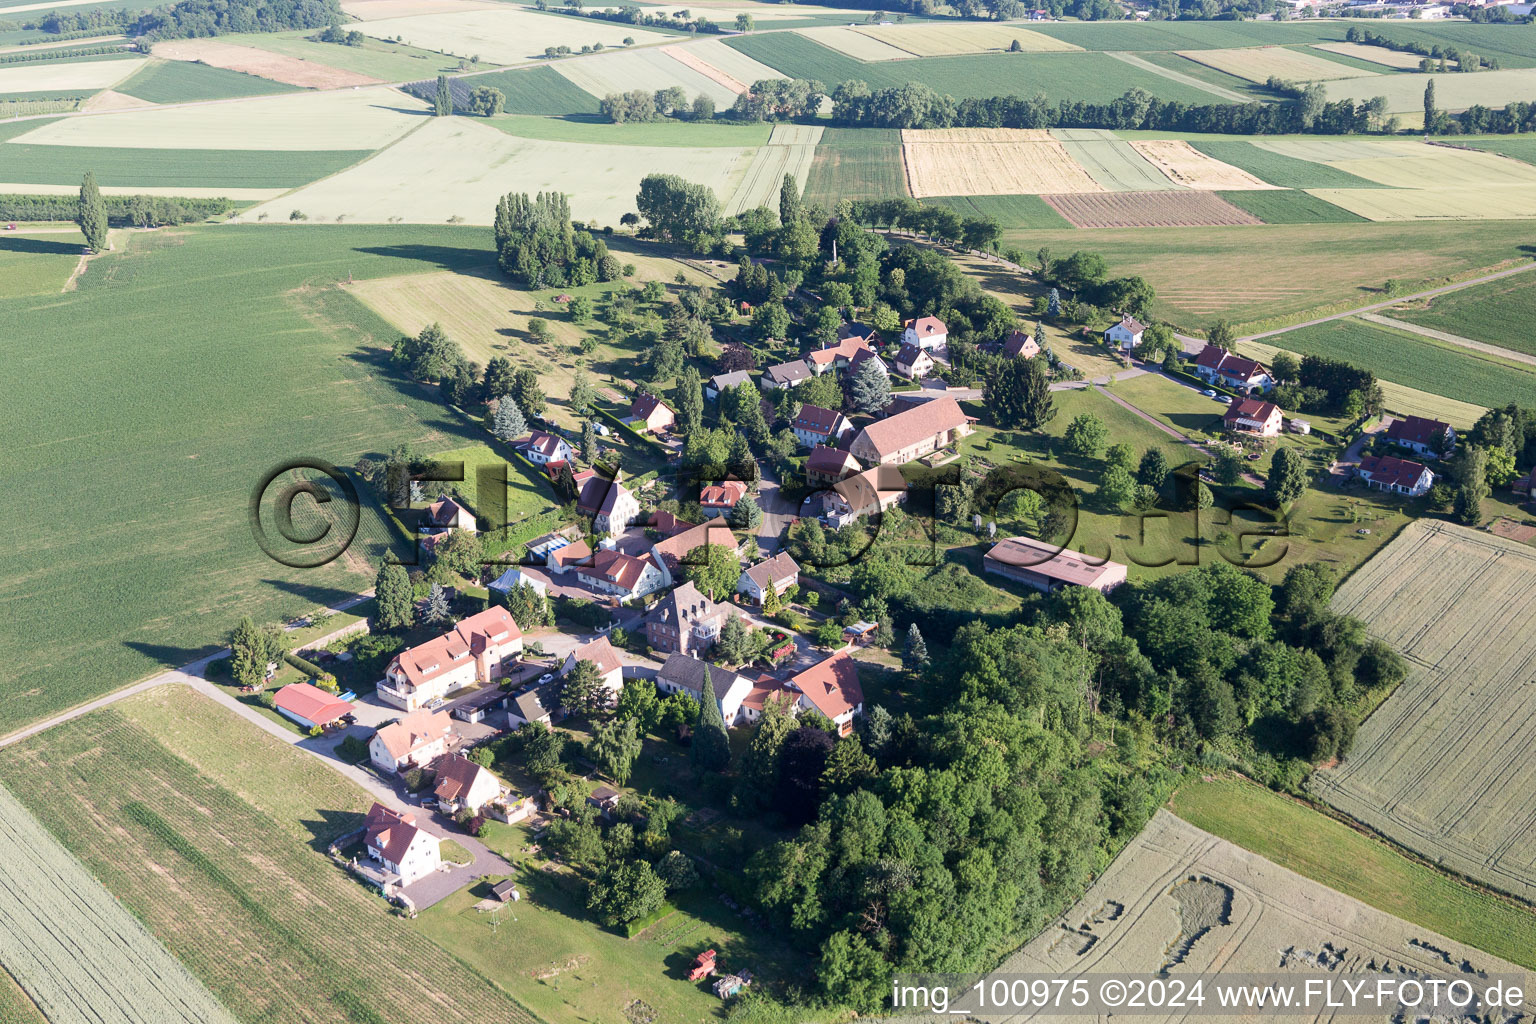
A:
595;405;668;456
620;900;677;938
0;44;128;64
0;192;232;226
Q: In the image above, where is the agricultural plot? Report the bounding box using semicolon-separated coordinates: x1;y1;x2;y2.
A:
220;29;469;82
150;39;383;88
1176;44;1378;83
1043;190;1260;229
78;88;153;111
115;56;298;102
901;128;1100;197
0;55;140;91
0;781;236;1024
1273;138;1536;190
1190;139;1387;188
432;65;599;115
724;126;820;215
1217;188;1365;224
249;116;752;226
1056;130;1181;191
1128;139;1275;190
1326;66;1536;113
1458;134;1536;167
1313;41;1428;70
356;8;671;65
1114;50;1259;103
0;233;87;298
1022;19;1347;51
851;22;1081;57
671;37;781;92
794;25;913;62
927;193;1073;229
340;0;501;20
488;113;770;147
552;46;738;110
1389;271;1536;357
1310;185;1536;222
1310;521;1536;903
802;126;907;206
0;141;369;189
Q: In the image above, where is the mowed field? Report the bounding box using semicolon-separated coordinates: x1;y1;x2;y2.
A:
1389;271;1536;357
355;7;672;64
215;28;471;81
150;39;383;88
0;690;542;1024
1326;65;1536;112
0;55;140;91
794;24;914;62
0;232;86;298
1128;139;1275;190
1043;190;1260;228
1310;521;1536;903
1189;139;1388;188
551;45;739;110
902;128;1101;197
1176;44;1378;83
1056;129;1182;191
1314;40;1428;69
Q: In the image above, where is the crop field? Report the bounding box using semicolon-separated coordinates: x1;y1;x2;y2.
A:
1043;190;1260;228
927;193;1072;229
793;25;913;62
1120;50;1261;102
1128;139;1274;190
0;780;236;1024
671;37;781;90
1389;270;1536;357
1276;139;1536;190
0;233;85;298
250;116;752;226
489;113;771;147
10;85;427;149
1217;188;1365;224
1177;44;1378;83
724;123;820;216
0;55;140;91
1356;21;1536;67
1022;19;1348;51
0;140;370;188
0;694;542;1024
79;88;153;111
802;126;907;205
1310;185;1536;222
1313;40;1428;69
1327;65;1536;113
433;65;599;115
665;42;751;93
115;56;298;102
552;45;738;110
356;8;671;65
1458;134;1536;166
218;28;469;81
902;128;1101;197
1056;130;1181;191
1190;139;1388;188
852;22;1081;57
1309;521;1536;903
340;0;501;20
150;39;382;88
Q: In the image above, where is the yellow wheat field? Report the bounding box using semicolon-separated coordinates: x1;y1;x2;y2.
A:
1178;45;1379;83
901;128;1100;197
355;8;672;65
0;57;142;92
853;22;1081;57
1312;41;1427;69
794;25;913;62
1308;185;1536;221
1129;139;1277;191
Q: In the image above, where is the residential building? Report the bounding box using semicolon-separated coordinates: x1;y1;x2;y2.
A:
836;322;881;347
761;359;812;390
517;430;574;466
893;342;934;379
737;551;799;606
902;315;948;351
628;392;675;434
649;509;695;538
1224;398;1283;437
705;370;752;401
548;539;594;573
363;803;440;886
737;673;792;725
424;495;476;533
657;652;754;725
575;469;640;535
489;565;548;600
700;479;749;518
507;685;555;730
432;754;502;816
649;520;740;588
574;548;666;601
1358;454;1435;497
368;709;453;773
272;682;352;731
849;347;889;378
791;404;853;449
1001;330;1040;360
1386;415;1455;458
381;605;524;711
983;536;1128;594
848;395;972;466
806;335;876;377
1193;345;1274;394
822;465;907;528
805;445;860;488
561;635;625;697
646;581;729;657
784;650;864;736
1103;314;1146;351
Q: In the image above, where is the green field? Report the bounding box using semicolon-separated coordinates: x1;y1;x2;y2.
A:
0;141;371;188
1170;775;1536;971
434;65;599;115
0;48;141;65
1190;140;1387;188
1132;49;1275;100
0;225;502;735
0;233;81;298
1022;19;1347;50
1352;21;1536;68
489;112;771;147
926;192;1074;229
800;126;906;207
222;29;476;81
1456;134;1536;166
1264;315;1536;407
115;57;296;103
1388;271;1536;357
423;443;557;531
723;33;1220;104
1217;188;1366;224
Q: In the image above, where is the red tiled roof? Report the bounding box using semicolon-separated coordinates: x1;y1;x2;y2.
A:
853;396;967;459
272;682;352;727
650;509;696;537
1386;415;1451;448
577;473;632;518
1196;345;1267;383
793;404;845;438
426;496;473;528
365;802;428;865
571;636;623;677
579;548;655;592
701;479;748;508
373;709;452;762
1226;398;1280;426
652;520;737;570
806;446;858;478
743;551;798;590
788;650;863;720
387;606;522;690
985;536;1126;587
808;336;872;368
433;753;494;803
1001;331;1040;359
1112;313;1146;335
550;539;594;567
904;315;946;338
1360;453;1431;490
630;392;673;422
520;430;568;459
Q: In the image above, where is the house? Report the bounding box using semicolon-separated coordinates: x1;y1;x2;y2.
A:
1224;398;1283;437
761;359;812;390
983;536;1128;594
1358;454;1435;497
1001;330;1040;360
368;709;453;773
1103;314;1146;351
560;636;625;699
363;803;440;887
271;682;352;731
848;396;972;466
523;527;582;561
700;479;749;518
576;548;666;601
1512;467;1535;497
805;445;861;488
902;315;948;351
424;495;476;533
791;405;853;449
489;565;548;600
433;753;502;816
507;685;555;730
627;392;675;434
1386;415;1455;458
705;370;752;401
649;509;695;538
737;551;799;607
737;674;792;725
517;430;574;466
807;336;876;376
649;520;740;588
381;606;524;711
646;582;729;657
657;652;755;725
1193;345;1274;394
848;347;889;378
836;322;881;347
893;342;933;379
450;685;509;725
785;650;864;736
548;539;594;573
575;469;640;535
822;465;907;528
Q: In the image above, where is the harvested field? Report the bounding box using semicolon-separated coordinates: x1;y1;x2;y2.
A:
1327;65;1536;112
0;780;236;1024
997;811;1531;1019
1177;44;1378;83
1128;138;1275;190
1057;129;1181;191
77;87;154;111
0;55;139;91
225;29;469;82
1313;40;1427;69
1309;185;1536;221
340;0;500;19
1310;520;1536;902
665;42;749;93
723;124;820;216
151;38;382;88
1043;190;1259;229
852;22;1081;57
672;37;781;90
356;8;670;65
802;126;907;205
1324;148;1536;190
552;46;738;110
793;25;912;62
1190;139;1388;188
901;128;1100;197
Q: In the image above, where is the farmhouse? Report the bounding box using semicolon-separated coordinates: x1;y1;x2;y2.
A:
849;395;972;466
1103;314;1145;351
806;445;861;487
627;392;675;434
791;405;853;449
1386;415;1455;458
1357;454;1435;496
575;469;640;535
822;465;907;528
646;581;729;657
737;551;799;607
784;650;864;736
807;336;875;375
561;636;625;696
432;754;501;816
1001;330;1040;360
902;315;948;351
700;479;749;518
1194;345;1274;394
983;536;1128;593
761;359;812;390
649;519;740;587
894;342;934;379
363;803;439;887
369;709;453;773
424;496;476;533
271;682;352;731
516;430;573;466
705;370;752;400
381;606;523;711
1224;398;1283;437
657;653;754;725
574;548;666;601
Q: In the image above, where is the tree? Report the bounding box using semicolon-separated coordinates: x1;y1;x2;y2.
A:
986;357;1054;431
717;615;754;665
817;931;889;1011
778;172;801;227
682;543;739;601
673;365;704;435
1097;466;1136;512
1064;413;1109;459
229;616;283;688
591;716;642;784
903;623;929;671
847;356;891;416
616;678;662;732
656;849;699;891
998;487;1044;531
435;74;452;115
1138;448;1169;490
581;418;597;462
568;295;593;322
76;171;108;253
1105;442;1135;474
734;11;753;30
562;659;611;716
424;583;452;625
492;397;527;441
636;173;721;246
815;621;845;648
465;85;505;116
1213;448;1245;487
586;860;666;927
374;561;415;631
1270;351;1299;384
511;367;547;416
691;679;730;774
691;94;715;121
434;529;482;578
1264;446;1309;507
1453;445;1489;526
1424;78;1438;133
1206;320;1235;349
729;494;762;530
750;301;790;341
1047;288;1061;317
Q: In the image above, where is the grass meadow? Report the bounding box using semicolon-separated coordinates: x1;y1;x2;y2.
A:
226;29;474;81
0;225;498;735
115;57;296;102
802;126;909;207
1388;271;1536;357
0;232;83;297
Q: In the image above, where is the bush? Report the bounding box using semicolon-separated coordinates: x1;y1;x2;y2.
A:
401;767;435;792
337;735;369;763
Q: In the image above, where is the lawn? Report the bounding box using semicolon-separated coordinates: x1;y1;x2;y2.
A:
1169;774;1536;971
802;126;909;207
0;224;496;735
1189;139;1387;188
115;56;296;102
430;65;600;115
421;442;558;538
1216;188;1366;224
1387;269;1536;357
0;141;371;188
0;232;81;297
926;193;1074;229
489;112;772;147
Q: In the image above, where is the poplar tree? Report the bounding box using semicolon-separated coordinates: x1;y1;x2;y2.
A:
76;171;108;253
435;75;452;116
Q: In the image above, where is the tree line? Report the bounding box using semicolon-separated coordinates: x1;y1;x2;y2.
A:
25;0;340;41
7;188;230;228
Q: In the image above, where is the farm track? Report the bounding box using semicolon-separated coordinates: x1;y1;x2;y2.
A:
1358;312;1536;367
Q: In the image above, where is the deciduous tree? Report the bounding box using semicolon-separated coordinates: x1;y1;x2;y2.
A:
374;561;415;631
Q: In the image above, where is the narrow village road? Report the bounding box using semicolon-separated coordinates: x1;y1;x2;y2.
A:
1096;377;1265;487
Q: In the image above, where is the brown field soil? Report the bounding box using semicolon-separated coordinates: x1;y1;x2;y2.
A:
1043;190;1262;228
663;43;749;93
78;88;157;112
901;129;1100;197
339;0;500;19
1129;138;1276;190
153;39;383;88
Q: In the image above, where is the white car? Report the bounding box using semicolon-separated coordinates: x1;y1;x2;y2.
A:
1217;395;1233;405
538;673;555;685
1201;388;1217;398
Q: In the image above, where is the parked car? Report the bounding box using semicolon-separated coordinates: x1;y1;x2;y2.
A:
426;696;446;710
1217;395;1233;405
1201;388;1217;397
538;673;555;684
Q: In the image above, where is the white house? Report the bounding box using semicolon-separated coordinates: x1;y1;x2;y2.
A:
517;430;574;466
736;552;799;607
432;754;502;816
902;315;948;351
368;709;453;774
1386;415;1455;458
657;653;754;726
791;405;853;449
574;549;666;602
893;342;934;379
560;636;625;699
364;803;440;886
1104;314;1145;351
1358;454;1435;497
705;370;752;401
1194;345;1274;394
575;468;640;536
784;650;864;736
423;495;476;533
381;606;523;711
761;359;813;390
1224;398;1283;437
